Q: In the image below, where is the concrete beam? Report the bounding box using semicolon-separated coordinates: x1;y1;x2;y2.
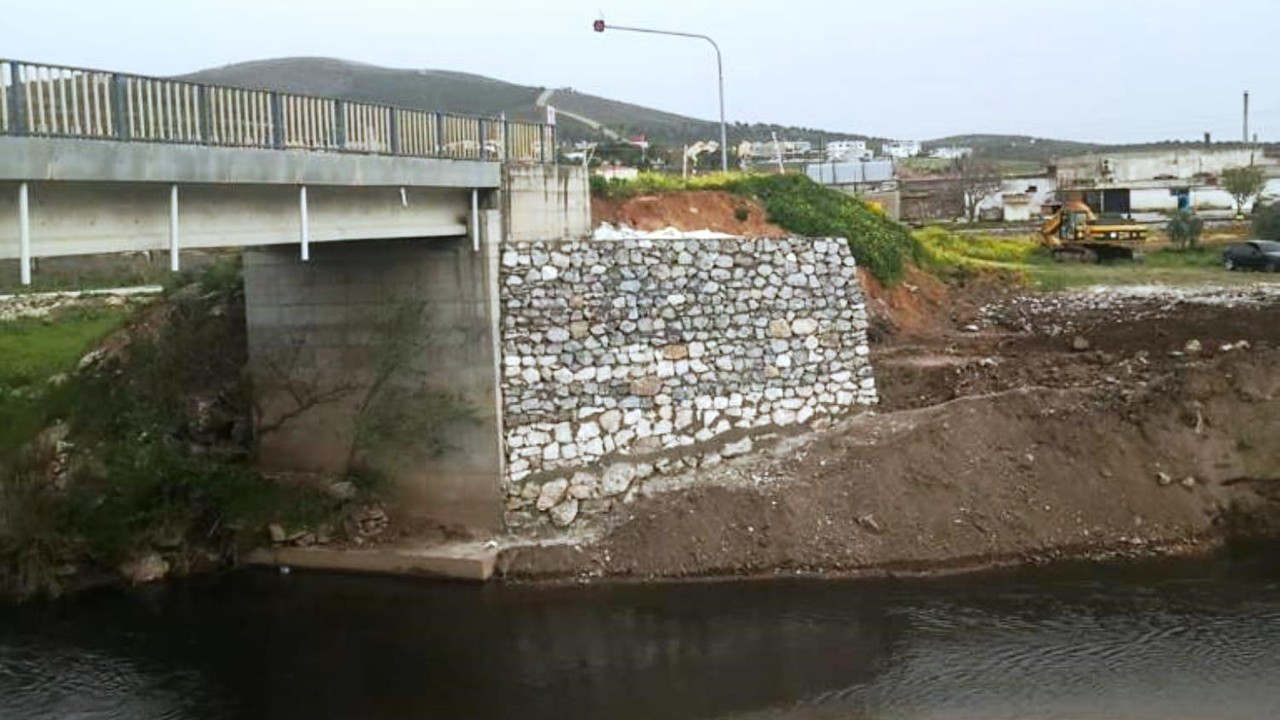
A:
0;182;470;259
0;136;501;188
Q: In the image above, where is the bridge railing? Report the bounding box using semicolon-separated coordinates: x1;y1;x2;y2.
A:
1;58;555;163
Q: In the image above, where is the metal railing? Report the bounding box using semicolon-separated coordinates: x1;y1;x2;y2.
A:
1;58;555;163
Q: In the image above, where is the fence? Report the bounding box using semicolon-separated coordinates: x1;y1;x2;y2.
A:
1;58;554;162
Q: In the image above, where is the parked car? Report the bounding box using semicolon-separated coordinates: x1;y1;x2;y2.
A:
1222;240;1280;272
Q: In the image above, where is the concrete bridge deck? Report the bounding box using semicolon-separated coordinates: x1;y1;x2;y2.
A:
0;56;562;282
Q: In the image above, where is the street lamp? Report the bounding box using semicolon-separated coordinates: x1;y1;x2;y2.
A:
592;19;728;172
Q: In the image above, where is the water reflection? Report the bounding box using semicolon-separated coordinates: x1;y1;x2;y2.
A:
1;548;1278;720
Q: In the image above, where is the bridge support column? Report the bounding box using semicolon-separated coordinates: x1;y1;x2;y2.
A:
17;182;30;286
298;185;310;261
168;184;180;272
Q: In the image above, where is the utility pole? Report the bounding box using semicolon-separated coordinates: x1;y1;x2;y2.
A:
1243;91;1249;144
593;19;728;172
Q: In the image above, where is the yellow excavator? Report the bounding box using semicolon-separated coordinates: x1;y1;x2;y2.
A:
1040;200;1148;261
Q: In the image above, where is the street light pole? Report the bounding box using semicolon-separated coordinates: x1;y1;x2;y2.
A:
593;20;728;172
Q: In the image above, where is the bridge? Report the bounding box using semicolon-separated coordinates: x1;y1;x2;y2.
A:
1;58;594;548
0;57;588;284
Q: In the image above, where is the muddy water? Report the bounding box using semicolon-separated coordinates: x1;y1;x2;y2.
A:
2;548;1279;720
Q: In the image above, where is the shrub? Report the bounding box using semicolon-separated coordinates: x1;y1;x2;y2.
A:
1253;200;1280;240
1166;210;1205;249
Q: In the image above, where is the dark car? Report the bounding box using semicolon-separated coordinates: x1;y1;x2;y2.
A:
1222;240;1280;272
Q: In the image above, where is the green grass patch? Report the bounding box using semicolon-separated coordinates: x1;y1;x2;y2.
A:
0;308;129;458
915;227;1040;269
594;172;922;284
0;309;127;389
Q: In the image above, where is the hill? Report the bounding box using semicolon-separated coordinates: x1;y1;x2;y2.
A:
177;57;873;148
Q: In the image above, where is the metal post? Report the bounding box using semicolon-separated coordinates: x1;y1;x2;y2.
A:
593;22;727;172
270;92;284;149
334;100;346;149
198;85;211;145
8;63;25;135
168;184;180;271
388;107;400;155
299;185;310;261
17;182;31;285
111;74;129;140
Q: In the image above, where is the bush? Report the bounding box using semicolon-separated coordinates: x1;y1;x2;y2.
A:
1253;201;1280;240
1167;210;1205;249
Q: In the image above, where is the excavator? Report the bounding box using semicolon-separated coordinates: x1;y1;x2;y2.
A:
1040;199;1148;261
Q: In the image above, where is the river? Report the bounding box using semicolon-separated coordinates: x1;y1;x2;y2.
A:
1;546;1278;720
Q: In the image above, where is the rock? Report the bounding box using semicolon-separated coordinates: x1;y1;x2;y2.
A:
790;318;819;336
721;436;753;458
546;327;570;343
601;463;639;496
268;523;287;544
326;480;357;501
549;498;579;527
536;478;569;510
664;344;689;360
1180;476;1197;488
857;514;882;533
768;319;792;338
1070;336;1091;352
962;324;980;333
599;409;623;434
1184;338;1202;355
630;376;662;396
1156;471;1173;486
118;553;170;584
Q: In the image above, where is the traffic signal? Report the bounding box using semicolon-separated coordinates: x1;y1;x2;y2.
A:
593;19;606;32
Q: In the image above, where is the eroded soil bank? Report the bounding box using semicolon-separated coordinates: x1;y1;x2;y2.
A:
500;283;1280;580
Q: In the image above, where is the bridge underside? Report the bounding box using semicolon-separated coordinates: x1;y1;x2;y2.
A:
0;180;475;259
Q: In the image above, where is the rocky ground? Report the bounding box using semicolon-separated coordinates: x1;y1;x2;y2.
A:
499;280;1280;581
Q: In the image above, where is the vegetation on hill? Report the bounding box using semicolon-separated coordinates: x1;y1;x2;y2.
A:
592;172;922;283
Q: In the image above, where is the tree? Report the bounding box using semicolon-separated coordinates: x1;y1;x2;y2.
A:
953;156;1002;223
1253;200;1280;240
1166;209;1204;250
1221;165;1266;219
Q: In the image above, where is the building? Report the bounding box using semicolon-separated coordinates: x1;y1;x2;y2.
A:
1055;147;1280;214
825;140;872;162
929;146;972;160
882;140;921;159
737;139;814;160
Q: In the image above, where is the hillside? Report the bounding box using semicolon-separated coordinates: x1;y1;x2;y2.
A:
178;57;868;147
178;57;1276;161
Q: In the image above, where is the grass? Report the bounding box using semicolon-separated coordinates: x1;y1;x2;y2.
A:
0;308;129;458
915;226;1279;290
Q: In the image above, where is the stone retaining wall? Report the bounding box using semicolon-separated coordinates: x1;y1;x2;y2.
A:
498;236;876;529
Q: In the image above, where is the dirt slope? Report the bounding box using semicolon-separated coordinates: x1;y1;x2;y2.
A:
592;191;786;236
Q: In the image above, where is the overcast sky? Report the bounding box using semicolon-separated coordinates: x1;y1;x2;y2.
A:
4;0;1277;143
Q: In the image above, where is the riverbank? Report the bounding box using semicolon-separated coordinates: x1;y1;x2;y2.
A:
497;280;1280;581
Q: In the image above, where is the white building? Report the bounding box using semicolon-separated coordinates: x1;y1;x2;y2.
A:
976;176;1058;223
929;146;972;160
1056;147;1280;214
825;140;871;162
737;140;813;160
882;140;921;159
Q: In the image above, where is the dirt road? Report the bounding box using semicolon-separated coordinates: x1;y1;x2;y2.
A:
501;280;1280;580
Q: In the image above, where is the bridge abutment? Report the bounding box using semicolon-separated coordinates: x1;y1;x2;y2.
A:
243;227;505;531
